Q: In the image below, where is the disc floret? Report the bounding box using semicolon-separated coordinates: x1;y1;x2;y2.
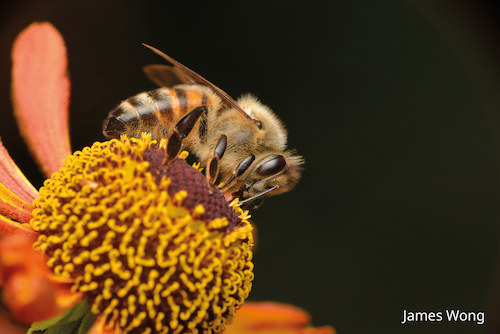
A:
30;133;254;334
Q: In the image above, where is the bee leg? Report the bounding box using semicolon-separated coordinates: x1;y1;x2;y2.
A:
206;134;227;186
226;184;250;203
251;196;266;210
241;196;266;211
238;185;278;209
219;154;256;193
166;106;207;163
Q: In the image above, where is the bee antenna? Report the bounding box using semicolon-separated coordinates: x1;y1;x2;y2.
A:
238;185;279;206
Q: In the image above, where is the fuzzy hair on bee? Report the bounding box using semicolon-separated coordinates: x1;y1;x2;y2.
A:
103;44;303;207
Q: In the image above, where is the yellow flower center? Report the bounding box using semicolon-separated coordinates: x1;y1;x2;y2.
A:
30;134;254;334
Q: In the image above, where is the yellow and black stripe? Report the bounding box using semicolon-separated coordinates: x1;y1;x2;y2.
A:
103;86;211;142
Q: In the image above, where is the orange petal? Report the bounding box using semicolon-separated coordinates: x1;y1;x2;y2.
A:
226;302;336;334
0;308;28;334
0;234;81;324
0;139;38;203
11;22;71;178
0;183;33;225
0;215;38;239
291;326;336;334
88;316;116;334
0;234;44;285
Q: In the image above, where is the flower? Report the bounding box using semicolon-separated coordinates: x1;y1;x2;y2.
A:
225;302;335;334
0;22;334;334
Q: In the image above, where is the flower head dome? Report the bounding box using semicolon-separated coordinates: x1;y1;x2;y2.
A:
31;134;254;333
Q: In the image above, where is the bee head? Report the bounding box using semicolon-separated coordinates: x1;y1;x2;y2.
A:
234;151;304;207
237;94;288;149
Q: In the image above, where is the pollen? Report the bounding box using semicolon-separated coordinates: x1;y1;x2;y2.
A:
30;133;254;334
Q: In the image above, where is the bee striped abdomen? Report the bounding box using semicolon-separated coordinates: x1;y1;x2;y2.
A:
103;87;209;141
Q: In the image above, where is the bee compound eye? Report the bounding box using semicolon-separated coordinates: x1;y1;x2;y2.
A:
256;155;287;177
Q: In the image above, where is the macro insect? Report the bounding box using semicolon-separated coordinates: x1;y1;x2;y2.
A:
103;44;303;207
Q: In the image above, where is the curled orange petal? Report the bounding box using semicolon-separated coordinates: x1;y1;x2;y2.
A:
226;302;335;334
11;22;71;178
0;234;82;324
0;140;38;203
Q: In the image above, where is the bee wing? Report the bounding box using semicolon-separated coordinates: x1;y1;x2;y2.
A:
143;64;199;87
142;43;261;127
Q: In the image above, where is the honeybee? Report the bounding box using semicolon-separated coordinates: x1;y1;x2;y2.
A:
103;44;303;206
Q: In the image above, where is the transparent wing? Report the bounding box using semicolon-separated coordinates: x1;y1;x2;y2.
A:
142;43;260;127
143;64;199;87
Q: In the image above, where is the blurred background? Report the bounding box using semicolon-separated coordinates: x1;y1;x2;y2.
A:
1;0;500;333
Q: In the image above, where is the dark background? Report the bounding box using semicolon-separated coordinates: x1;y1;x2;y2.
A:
1;1;500;333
